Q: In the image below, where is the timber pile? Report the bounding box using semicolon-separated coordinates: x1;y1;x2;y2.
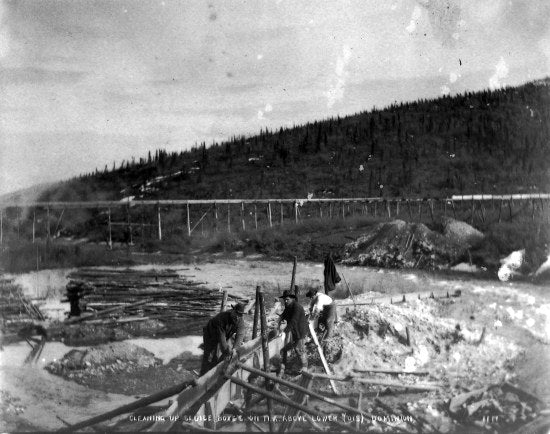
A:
0;277;44;328
64;268;246;324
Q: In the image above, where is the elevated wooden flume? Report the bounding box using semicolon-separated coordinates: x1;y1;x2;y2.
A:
1;193;548;243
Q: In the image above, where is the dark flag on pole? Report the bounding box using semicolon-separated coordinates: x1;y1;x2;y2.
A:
323;253;341;294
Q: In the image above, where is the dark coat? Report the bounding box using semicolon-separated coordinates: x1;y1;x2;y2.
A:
323;254;341;294
280;301;308;340
203;310;244;352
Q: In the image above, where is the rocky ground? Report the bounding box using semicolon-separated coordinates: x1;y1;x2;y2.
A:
1;257;549;432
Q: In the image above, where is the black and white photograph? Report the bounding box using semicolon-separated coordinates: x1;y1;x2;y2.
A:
0;0;549;432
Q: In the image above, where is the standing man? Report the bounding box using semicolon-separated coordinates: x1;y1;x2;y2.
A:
306;288;337;339
200;303;245;375
278;290;309;374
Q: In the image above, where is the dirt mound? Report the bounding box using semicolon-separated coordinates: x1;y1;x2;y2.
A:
57;341;160;368
442;218;484;247
342;220;468;270
45;342;197;395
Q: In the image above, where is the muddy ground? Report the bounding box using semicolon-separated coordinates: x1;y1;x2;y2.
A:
1;257;549;432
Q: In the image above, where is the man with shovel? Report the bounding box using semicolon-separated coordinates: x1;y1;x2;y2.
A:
278;290;309;375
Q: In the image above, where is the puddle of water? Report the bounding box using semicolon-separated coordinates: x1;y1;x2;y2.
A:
126;336;202;364
0;341;88;367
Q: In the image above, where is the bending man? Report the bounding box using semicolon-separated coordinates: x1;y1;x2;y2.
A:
306;288;336;339
200;303;245;375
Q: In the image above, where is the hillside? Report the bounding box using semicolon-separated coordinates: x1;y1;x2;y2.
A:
35;78;550;203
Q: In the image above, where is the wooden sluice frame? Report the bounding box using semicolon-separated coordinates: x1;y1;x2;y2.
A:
148;333;285;431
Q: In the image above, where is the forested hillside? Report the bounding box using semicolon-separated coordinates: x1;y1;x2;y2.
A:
39;78;550;202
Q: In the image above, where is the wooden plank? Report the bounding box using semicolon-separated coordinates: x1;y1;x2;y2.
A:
308;322;339;395
151;335;283;431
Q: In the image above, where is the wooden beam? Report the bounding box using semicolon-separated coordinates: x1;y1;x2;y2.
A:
353;368;429;376
258;289;275;432
227;375;362;433
64;298;152;324
308;372;442;391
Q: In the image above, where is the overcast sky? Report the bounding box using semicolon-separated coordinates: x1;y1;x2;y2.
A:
1;0;549;195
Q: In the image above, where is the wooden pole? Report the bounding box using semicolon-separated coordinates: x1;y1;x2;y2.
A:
254;204;258;230
396;200;400;217
58;379;196;432
353;368;429;376
141;211;145;242
308;372;442;390
220;290;228;312
187;203;191;236
267;202;272;228
227;203;231;232
64;298;152;324
280;202;283;225
429;200;435;223
127;206;133;245
294;201;298;224
227;375;362;433
342;201;345;219
386;200;391;218
258;289;275;433
340;272;356;306
508;198;513;220
319;204;323;219
236;364;379;424
108;208;112;249
214;203;218;232
356;391;363;431
156;205;161;241
290;256;297;295
252;286;260;339
46;206;51;240
241;202;246;231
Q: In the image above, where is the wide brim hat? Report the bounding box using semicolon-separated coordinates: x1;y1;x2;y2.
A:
278;290;296;299
232;303;246;315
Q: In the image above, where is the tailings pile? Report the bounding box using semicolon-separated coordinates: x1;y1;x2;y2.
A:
342;219;483;270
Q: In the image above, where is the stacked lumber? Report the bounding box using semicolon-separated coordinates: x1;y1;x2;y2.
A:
0;277;45;326
64;268;246;324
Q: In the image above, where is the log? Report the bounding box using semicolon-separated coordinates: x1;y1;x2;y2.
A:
227;375;362;433
237;365;376;423
309;372;442;391
353;368;429;376
58;379;196;432
64;299;153;324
